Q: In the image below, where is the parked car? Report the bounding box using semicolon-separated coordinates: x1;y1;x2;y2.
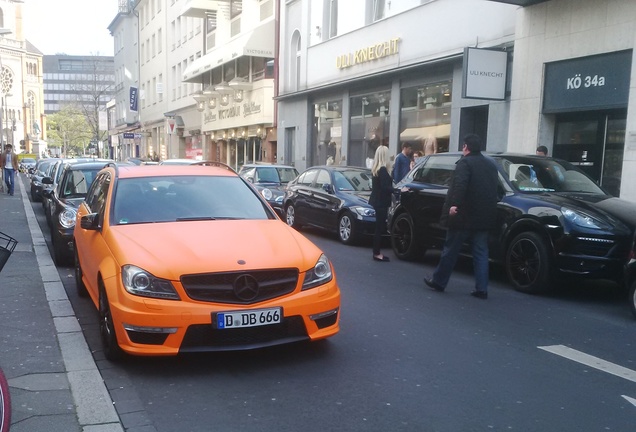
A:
73;163;340;359
238;163;299;216
19;157;37;174
388;153;636;294
283;165;375;245
30;158;60;202
42;158;110;227
48;161;114;266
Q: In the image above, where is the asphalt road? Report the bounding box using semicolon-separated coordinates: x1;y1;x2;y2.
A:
27;175;635;432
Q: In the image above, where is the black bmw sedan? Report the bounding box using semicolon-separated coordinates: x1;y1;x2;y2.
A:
283;165;375;245
388;153;636;294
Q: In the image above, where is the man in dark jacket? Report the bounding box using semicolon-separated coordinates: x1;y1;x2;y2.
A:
424;134;498;299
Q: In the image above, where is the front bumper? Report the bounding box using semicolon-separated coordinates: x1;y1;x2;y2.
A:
104;274;341;356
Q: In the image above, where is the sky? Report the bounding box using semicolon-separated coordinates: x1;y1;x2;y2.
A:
23;0;117;56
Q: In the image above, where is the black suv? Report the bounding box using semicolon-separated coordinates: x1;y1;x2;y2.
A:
388;153;636;294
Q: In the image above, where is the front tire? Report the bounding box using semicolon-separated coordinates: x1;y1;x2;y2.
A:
505;231;551;293
338;213;357;245
629;281;636;319
390;213;422;260
74;243;88;298
99;282;125;361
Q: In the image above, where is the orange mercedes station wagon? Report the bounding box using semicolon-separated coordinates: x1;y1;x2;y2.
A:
73;163;340;359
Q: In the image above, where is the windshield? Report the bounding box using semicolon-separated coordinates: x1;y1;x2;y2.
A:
61;169;100;198
495;156;606;194
113;176;273;225
252;167;298;184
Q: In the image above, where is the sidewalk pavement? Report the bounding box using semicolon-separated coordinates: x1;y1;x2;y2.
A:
0;173;124;432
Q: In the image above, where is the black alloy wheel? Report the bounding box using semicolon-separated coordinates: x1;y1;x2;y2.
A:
390;213;422;260
99;282;125;361
74;243;88;297
505;231;551;293
338;212;357;245
52;232;71;267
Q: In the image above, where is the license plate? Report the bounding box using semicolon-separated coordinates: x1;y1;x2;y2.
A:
215;307;282;329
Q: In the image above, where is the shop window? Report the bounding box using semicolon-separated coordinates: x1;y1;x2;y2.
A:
312;100;342;167
349;90;390;168
399;81;452;155
237;57;249;79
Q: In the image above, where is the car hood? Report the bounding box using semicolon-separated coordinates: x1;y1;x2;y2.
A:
61;197;86;209
108;220;325;280
538;192;636;229
343;190;372;206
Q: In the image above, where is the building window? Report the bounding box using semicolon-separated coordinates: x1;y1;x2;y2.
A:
349;90;391;168
373;0;385;21
290;31;301;91
329;0;338;38
206;11;217;33
399;81;452;155
230;0;242;19
312;100;342;166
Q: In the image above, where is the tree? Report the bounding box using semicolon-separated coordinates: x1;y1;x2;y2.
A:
46;107;93;157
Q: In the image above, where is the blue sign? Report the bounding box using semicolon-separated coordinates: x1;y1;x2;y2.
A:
123;132;135;139
129;86;138;112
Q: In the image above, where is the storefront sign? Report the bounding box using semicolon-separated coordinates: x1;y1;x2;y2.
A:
336;38;400;70
219;106;241;120
462;47;508;100
204;112;217;123
243;101;262;117
543;50;632;113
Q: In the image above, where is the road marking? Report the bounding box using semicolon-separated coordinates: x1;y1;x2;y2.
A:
538;345;636;383
623;395;636;407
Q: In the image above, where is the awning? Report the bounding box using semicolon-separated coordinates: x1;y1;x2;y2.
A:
183;18;275;83
400;124;451;141
180;0;221;19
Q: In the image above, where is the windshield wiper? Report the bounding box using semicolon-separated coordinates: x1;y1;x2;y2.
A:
176;216;217;221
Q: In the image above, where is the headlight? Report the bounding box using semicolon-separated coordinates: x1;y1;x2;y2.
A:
59;208;77;229
302;254;333;290
561;207;611;230
260;188;273;200
121;265;180;300
351;206;375;218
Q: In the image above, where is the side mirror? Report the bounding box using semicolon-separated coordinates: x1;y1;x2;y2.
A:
322;184;334;194
80;213;100;231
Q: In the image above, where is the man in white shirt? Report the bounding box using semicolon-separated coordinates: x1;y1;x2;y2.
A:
1;144;19;196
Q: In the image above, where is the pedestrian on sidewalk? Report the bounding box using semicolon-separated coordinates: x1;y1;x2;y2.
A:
370;145;393;262
392;142;413;184
0;144;19;196
424;134;498;299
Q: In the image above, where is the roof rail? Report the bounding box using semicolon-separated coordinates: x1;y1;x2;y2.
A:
191;161;236;173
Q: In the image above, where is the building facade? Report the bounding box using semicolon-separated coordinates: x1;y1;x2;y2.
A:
0;0;44;156
277;0;518;171
504;0;636;201
181;0;277;169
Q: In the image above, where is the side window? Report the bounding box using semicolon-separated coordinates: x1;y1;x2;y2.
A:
241;167;255;181
413;156;460;187
297;169;318;186
315;169;331;189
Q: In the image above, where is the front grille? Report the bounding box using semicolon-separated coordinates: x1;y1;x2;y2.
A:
180;316;308;351
181;269;298;304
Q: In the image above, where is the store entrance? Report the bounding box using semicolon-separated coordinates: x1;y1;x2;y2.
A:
553;109;626;197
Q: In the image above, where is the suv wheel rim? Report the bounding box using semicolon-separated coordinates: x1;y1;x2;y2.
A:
286;206;295;226
508;238;540;286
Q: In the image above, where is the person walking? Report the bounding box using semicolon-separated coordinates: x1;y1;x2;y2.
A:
369;145;393;262
423;134;498;299
392;142;413;183
0;144;19;196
